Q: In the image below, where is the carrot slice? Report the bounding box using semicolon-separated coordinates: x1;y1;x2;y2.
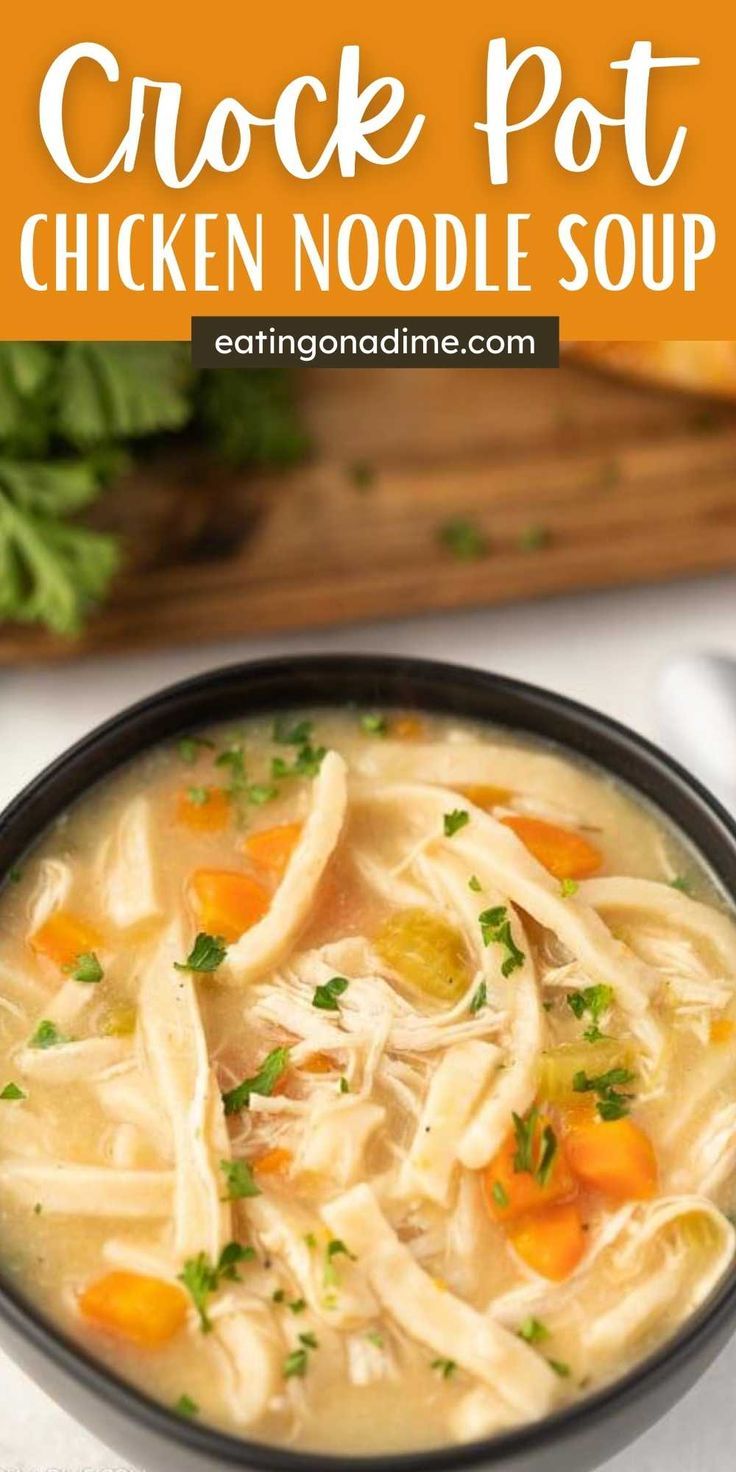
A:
459;784;513;810
391;714;425;741
302;1052;336;1073
254;1147;293;1175
565;1117;658;1201
509;1201;586;1281
29;910;102;970
484;1114;577;1223
191;869;269;943
78;1271;187;1347
244;822;303;877
176;786;230;832
501;815;602;880
710;1018;735;1044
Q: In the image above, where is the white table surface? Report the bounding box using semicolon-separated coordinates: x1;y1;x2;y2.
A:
1;570;735;1472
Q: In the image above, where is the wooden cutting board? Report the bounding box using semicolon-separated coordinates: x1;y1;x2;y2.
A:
2;360;736;666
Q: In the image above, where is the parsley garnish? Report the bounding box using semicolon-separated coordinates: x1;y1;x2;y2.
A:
669;875;693;894
518;1317;549;1344
272;744;326;780
469;981;487;1015
0;1082;25;1101
175;933;228;974
559;877;579;898
174;1394;199;1418
222;1046;291;1115
66;951;103;984
468;875;482;893
339;1076;350;1094
324;1238;356;1288
312;976;349;1012
573;1066;636;1121
431;1357;457;1378
360;712;387;736
548;1359;571;1378
273;717;314;746
479;906;525;977
8;866;22;884
492;1180;509;1208
28;1019;69;1050
248;784;277;805
567;984;614;1042
283;1331;319;1378
512;1109;558;1185
177;735;214;765
519;524;550;552
439;518;488;560
178;1242;255;1332
444;809;470;838
186;786;210;806
219;1159;261;1201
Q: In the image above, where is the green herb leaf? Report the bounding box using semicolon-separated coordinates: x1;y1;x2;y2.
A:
469;981;487;1015
669;875;693;894
312;976;349;1012
559;877;579;898
219;1159;261;1201
492;1180;509;1208
178;1242;255;1333
512;1108;539;1174
248;783;278;806
222;1046;291;1115
174;1394;199;1418
186;785;210;806
175;932;228;974
177;735;214;764
468;875;482;893
548;1359;571;1378
431;1357;457;1379
0;1082;25;1101
479;906;525;977
283;1347;309;1378
566;984;613;1043
517;1317;549;1344
573;1066;636;1121
273;716;313;746
360;712;387;736
439;517;488;561
443;809;470;838
535;1123;558;1187
67;951;103;984
28;1019;69;1050
324;1237;356;1288
339;1076;350;1094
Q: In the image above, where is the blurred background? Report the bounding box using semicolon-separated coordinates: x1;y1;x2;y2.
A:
1;342;736;1470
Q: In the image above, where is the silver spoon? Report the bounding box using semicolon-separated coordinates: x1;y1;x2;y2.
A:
656;651;736;813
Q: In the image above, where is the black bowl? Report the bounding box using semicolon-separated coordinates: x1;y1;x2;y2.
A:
1;654;736;1472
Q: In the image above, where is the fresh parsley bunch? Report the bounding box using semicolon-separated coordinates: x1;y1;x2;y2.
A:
0;343;305;636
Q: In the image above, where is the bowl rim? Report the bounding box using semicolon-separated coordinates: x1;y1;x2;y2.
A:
2;650;736;1472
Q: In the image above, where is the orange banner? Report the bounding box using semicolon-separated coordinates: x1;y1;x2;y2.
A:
1;0;731;339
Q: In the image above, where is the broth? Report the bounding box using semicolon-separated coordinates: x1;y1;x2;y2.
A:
0;708;734;1453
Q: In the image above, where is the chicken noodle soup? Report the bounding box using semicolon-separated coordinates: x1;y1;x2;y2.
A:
0;709;735;1453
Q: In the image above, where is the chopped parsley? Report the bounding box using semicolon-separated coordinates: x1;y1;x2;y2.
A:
222;1046;291;1115
174;1394;199;1418
215;743;247;791
219;1159;261;1201
517;1317;549;1344
186;786;210;806
431;1357;457;1379
0;1082;25;1101
248;783;277;805
572;1066;636;1121
566;984;614;1042
324;1237;356;1288
8;866;23;884
468;875;482;893
559;877;579;898
66;951;103;984
312;976;349;1012
175;932;228;974
28;1019;69;1050
669;875;693;894
339;1076;350;1094
288;1297;306;1315
492;1180;509;1208
548;1359;571;1378
273;716;314;746
283;1332;319;1379
366;1329;384;1348
439;517;488;560
177;735;214;764
272;744;326;780
479;906;525;977
443;809;469;838
469;981;487;1015
178;1242;255;1332
360;712;387;736
512;1108;558;1186
519;523;550;552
